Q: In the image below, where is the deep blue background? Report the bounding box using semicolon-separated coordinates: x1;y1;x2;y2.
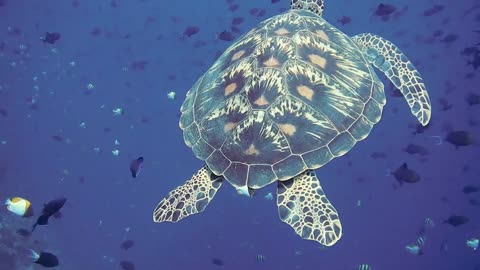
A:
0;0;479;269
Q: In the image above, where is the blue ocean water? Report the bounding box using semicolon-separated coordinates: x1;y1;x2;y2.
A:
0;0;479;269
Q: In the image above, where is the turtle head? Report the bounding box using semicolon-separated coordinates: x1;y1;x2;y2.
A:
291;0;325;16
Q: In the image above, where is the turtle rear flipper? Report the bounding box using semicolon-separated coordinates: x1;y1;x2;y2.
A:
352;33;432;126
153;166;223;223
277;170;342;246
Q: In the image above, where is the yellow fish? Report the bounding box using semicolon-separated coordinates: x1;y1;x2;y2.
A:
5;197;34;217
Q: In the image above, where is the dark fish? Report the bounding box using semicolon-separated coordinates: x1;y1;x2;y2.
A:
120;239;135;250
463;185;479;194
129;157;144;178
337;16;352;25
231;25;241;34
466;93;480;106
403;144;429;156
231;17;244;25
0;108;7;117
183;26;200;37
0;0;5;7
392;163;420;184
445;131;475;147
212;258;224;266
443;215;469;227
437;98;453;111
120;260;135;270
31;250;59;268
16;228;32;237
51;135;63;142
442;34;458;44
423;4;444;16
249;8;259;15
468;52;480;70
271;0;280;3
32;198;67;231
413;122;431;135
42;32;61;44
432;30;444;38
370;152;386;159
130;60;149;71
228;4;239;12
218;31;235;41
257;9;266;17
470;198;480;206
374;3;396;16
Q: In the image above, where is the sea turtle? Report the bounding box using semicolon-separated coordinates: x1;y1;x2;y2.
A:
153;0;431;246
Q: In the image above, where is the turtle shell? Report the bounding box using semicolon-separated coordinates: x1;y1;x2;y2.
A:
179;10;386;190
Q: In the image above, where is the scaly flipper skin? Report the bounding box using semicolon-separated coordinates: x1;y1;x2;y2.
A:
277;170;342;246
351;33;431;126
153;166;223;223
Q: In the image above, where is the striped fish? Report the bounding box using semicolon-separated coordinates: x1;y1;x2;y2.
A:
256;254;266;263
416;236;426;246
424;218;435;228
358;264;372;270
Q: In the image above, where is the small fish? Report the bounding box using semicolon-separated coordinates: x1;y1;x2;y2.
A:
416;236;426;246
256;254;266;263
405;244;423;256
337;16;352;25
403;143;429;156
445;131;475;148
211;258;224;266
42;32;61;44
392;163;420;184
358;264;372;270
467;238;479;250
442;34;458;44
440;240;448;255
5;197;34;217
218;31;235;41
418;217;434;235
16;228;32;237
469;198;480;206
120;260;135;270
167;91;176;100
423;4;444;16
32;197;67;231
231;17;244;25
466;93;480;106
463;185;479;194
0;108;7;117
374;3;396;16
370;151;387;159
264;192;273;200
30;250;59;268
120;239;135;250
183;26;200;37
424;217;435;228
129;157;144;178
443;215;469;227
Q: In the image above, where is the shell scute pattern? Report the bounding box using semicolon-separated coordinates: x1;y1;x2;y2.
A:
263;12;305;38
181;11;385;189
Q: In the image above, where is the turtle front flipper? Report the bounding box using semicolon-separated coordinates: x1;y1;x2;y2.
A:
352;33;432;126
277;170;342;246
153;166;223;223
